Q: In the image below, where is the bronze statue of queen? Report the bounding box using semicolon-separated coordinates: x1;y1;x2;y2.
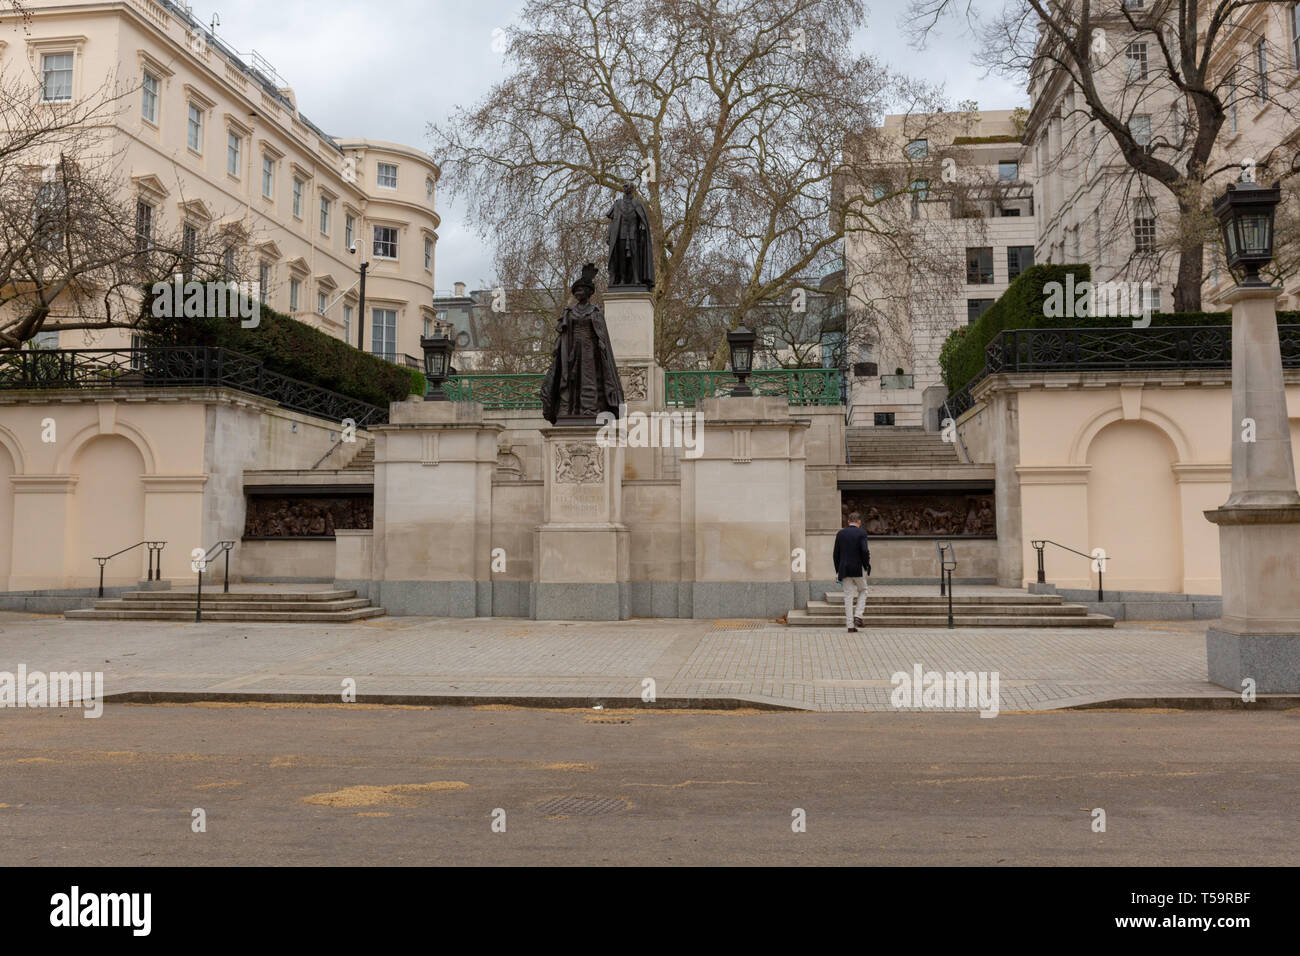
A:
540;262;624;426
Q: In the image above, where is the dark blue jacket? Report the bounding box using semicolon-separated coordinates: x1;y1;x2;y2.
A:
832;524;871;580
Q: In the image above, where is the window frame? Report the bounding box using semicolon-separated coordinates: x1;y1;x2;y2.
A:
376;162;398;189
227;131;242;178
291;177;304;219
371;307;398;356
289;276;301;312
186;102;204;153
40;52;74;104
1006;245;1035;281
1125;41;1149;81
141;70;159;124
1256;39;1269;103
320;195;332;236
372;225;399;260
965;246;995;285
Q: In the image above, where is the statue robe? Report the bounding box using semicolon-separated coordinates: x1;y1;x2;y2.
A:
540;301;624;424
606;196;655;289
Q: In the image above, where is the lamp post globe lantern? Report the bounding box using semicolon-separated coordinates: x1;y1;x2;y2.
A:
1213;179;1281;287
726;325;757;397
420;326;455;401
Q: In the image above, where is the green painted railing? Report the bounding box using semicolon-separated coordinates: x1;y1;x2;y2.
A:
442;367;844;410
665;368;843;407
444;373;545;409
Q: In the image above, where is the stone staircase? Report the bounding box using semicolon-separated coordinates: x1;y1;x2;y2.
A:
846;426;961;466
65;588;385;622
342;439;375;472
787;589;1115;627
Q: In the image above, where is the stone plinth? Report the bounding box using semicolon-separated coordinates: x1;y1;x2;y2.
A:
532;425;629;620
370;399;502;615
603;289;663;480
679;395;809;618
1203;285;1300;692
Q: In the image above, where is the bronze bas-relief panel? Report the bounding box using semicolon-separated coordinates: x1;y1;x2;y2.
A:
841;493;996;537
243;496;374;538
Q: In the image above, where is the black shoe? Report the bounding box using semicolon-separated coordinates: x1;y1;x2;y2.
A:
847;627;857;633
854;616;864;628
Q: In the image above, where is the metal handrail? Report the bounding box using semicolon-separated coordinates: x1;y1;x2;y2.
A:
1030;539;1109;601
93;540;166;597
192;540;235;622
936;540;957;628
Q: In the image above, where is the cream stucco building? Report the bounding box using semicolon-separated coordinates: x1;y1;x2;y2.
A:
1;0;441;361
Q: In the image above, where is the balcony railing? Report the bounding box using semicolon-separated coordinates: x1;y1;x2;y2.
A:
0;347;389;426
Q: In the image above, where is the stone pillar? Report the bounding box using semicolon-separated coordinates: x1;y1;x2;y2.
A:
1204;285;1300;692
679;395;809;618
532;426;629;620
370;399;501;616
603;289;661;479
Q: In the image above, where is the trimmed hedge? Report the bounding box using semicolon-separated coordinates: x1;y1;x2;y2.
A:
139;293;425;408
938;262;1300;392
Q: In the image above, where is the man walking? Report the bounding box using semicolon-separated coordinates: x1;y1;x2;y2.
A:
832;511;871;632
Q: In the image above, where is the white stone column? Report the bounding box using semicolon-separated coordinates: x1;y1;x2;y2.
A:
1204;285;1300;692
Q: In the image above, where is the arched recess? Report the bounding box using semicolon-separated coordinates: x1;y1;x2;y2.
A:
56;420;157;475
1085;419;1183;592
1070;405;1192;466
0;440;15;588
71;435;147;584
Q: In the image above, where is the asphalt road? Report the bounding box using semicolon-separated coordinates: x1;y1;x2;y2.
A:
1;703;1295;865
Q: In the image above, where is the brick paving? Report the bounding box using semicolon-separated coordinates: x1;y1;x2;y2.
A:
0;592;1254;711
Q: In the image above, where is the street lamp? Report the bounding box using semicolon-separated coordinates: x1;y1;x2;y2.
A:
420;327;455;401
1213;179;1281;287
349;239;369;351
726;325;756;397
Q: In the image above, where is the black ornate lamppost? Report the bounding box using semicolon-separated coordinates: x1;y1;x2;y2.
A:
1213;179;1281;287
726;325;756;397
420;327;455;401
1203;174;1300;693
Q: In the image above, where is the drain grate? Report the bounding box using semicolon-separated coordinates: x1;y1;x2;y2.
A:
533;795;629;817
710;619;764;631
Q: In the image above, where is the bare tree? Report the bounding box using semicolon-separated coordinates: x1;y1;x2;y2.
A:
0;67;231;349
432;0;930;369
906;0;1300;311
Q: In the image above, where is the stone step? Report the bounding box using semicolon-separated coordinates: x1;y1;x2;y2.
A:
64;606;386;622
121;589;358;602
93;598;372;613
787;609;1115;627
806;600;1086;616
824;592;1063;606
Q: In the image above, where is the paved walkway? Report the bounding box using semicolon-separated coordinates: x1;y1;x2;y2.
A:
0;607;1266;712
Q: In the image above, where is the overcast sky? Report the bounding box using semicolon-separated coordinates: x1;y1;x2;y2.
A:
198;0;1026;289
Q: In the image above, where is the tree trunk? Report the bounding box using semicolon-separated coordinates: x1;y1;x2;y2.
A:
1173;238;1204;313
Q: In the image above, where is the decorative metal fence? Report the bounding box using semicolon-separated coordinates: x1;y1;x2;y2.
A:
945;324;1300;419
443;373;546;409
0;347;389;426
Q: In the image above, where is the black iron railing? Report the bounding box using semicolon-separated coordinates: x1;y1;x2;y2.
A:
1031;539;1109;601
0;347;389;426
93;540;166;597
192;540;235;622
986;324;1300;374
944;324;1300;420
937;540;956;628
